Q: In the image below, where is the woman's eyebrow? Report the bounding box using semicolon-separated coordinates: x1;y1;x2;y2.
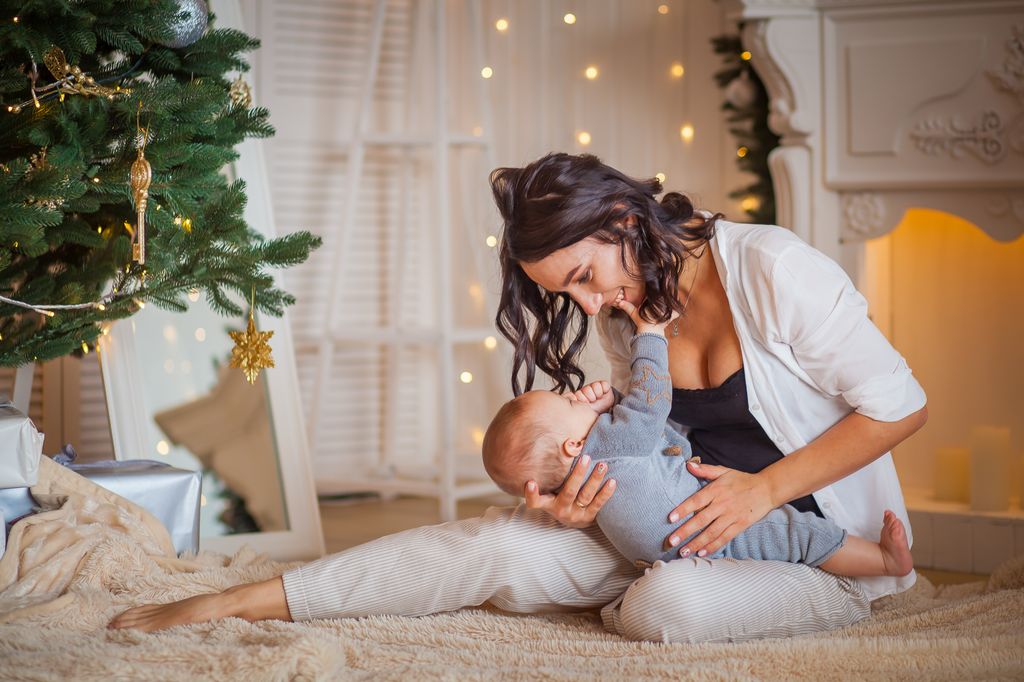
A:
562;265;582;287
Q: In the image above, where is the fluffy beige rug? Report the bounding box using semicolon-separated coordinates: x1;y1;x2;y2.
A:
1;457;1022;681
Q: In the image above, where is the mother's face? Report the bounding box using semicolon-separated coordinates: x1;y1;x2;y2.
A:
519;237;644;316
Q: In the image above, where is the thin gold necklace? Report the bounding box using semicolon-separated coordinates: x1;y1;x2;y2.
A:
672;247;704;337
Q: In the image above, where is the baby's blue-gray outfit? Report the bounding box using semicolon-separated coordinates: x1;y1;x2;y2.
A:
581;332;847;567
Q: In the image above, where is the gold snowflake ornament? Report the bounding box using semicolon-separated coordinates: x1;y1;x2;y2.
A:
229;311;274;384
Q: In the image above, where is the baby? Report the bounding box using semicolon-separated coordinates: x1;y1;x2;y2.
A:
482;299;914;579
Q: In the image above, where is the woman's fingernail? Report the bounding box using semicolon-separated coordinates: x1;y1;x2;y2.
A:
668;536;679;547
668;512;678;523
697;549;707;557
680;548;691;558
597;463;606;471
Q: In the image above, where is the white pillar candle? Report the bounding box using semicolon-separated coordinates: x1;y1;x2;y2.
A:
934;446;970;503
969;426;1012;512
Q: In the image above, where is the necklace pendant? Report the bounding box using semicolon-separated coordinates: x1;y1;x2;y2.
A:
672;319;679;337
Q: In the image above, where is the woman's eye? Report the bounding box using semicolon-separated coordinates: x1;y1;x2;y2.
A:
578;270;592;285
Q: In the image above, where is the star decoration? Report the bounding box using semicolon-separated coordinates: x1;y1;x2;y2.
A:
229;313;274;384
629;365;672;404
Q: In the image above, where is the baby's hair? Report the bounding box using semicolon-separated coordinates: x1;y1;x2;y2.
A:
482;393;570;497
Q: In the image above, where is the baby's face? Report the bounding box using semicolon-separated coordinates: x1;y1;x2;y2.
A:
519;389;601;446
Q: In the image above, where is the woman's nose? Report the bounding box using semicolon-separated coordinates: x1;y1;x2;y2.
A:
576;291;603;316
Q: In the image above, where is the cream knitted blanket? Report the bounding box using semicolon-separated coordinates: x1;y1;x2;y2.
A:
1;455;1022;680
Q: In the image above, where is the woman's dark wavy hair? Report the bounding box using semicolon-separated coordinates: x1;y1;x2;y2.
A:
491;152;722;396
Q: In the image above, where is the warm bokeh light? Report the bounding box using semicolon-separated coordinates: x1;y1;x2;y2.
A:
658;4;670;14
468;283;483;302
679;124;694;142
741;51;752;61
163;325;178;343
472;125;483;137
495;17;509;32
480;66;493;79
577;130;592;145
485;235;498;248
670;62;685;78
563;13;576;24
194;327;206;342
187;288;200;302
584;65;599;80
737;146;748;158
740;195;761;212
655;172;666;183
156;440;170;455
484;336;498;350
472;427;486;447
460;371;474;384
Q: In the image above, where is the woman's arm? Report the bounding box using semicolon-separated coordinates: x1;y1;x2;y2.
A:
667;406;927;557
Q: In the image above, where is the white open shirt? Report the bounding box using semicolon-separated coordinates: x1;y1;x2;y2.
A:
594;219;927;600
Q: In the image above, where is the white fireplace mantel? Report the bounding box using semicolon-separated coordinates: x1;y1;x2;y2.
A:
721;0;1024;268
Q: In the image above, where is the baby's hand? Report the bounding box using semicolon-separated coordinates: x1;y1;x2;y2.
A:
569;380;615;413
614;293;680;337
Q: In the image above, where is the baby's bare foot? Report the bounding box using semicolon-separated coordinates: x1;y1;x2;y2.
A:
879;510;914;577
107;591;235;633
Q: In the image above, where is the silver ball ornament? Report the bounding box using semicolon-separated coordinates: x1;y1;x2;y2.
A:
159;0;209;49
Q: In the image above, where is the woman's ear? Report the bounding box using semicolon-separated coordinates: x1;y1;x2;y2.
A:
561;438;585;458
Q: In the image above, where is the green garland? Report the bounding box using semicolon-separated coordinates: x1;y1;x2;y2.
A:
711;32;781;225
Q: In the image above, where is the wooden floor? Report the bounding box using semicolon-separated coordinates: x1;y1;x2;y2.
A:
315;495;988;586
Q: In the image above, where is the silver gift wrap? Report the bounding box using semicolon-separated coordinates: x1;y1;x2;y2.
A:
0;401;44;488
67;460;202;556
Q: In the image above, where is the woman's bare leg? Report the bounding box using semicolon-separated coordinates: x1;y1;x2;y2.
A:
108;576;291;632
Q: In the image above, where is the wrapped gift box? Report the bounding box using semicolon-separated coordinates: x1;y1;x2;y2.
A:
1;457;202;557
0;401;44;488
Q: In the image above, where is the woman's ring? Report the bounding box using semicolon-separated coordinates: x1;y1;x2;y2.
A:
575;500;588;509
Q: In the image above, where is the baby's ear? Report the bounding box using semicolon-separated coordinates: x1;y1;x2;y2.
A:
562;438;584;457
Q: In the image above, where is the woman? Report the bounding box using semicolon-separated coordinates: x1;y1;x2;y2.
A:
109;153;927;643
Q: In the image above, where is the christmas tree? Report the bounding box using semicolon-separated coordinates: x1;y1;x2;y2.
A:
0;0;321;367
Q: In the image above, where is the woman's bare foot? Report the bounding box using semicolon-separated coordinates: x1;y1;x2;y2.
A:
107;577;292;632
879;509;914;577
107;590;238;633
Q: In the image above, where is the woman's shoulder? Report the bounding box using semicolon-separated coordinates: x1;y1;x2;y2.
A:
714;219;809;261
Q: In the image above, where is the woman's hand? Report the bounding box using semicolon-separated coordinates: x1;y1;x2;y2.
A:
665;459;776;557
524;454;617;529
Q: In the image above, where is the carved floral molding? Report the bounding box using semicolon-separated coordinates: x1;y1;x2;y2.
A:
911;111;1006;164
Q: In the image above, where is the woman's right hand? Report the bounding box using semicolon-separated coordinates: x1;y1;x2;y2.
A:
523;454;616;528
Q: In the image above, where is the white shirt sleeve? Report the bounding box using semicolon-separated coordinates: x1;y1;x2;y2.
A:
762;244;927;422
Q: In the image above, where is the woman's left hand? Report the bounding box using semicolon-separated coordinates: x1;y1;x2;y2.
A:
665;459;776;558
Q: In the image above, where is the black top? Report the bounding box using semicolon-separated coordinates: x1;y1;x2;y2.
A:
669;367;824;518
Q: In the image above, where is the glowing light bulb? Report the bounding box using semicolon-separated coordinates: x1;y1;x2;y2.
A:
584;65;599;80
495;17;509;32
481;66;493;79
563;13;576;24
658;4;670;14
95;302;106;311
741;51;752;61
484;336;498;350
655;172;666;183
737;146;748;158
460;371;474;384
679;124;694;143
81;341;89;354
92;177;100;183
577;130;592;146
670;62;685;78
156;440;170;455
740;195;760;212
485;235;498;248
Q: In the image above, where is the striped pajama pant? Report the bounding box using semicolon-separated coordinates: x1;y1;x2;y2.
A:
280;504;871;643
